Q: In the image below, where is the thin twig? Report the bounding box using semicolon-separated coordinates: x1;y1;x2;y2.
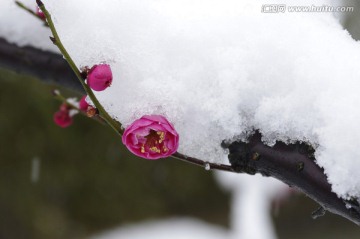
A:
36;0;123;137
15;1;46;23
172;152;235;172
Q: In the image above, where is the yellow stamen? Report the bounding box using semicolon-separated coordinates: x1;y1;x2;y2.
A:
141;130;167;154
150;146;161;153
157;131;165;143
141;145;145;153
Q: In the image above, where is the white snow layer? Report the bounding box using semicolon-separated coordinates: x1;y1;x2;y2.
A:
0;0;57;51
2;0;360;199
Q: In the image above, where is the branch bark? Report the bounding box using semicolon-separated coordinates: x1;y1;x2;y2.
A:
223;131;360;225
1;37;359;225
0;37;82;92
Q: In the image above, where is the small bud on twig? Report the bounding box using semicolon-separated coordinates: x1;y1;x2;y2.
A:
51;89;60;96
49;36;56;45
86;106;98;118
79;95;89;112
36;0;44;7
80;66;90;79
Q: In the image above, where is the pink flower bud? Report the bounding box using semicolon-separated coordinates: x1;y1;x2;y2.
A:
122;115;179;160
86;106;97;118
59;103;71;112
36;7;45;20
53;110;73;128
87;64;113;91
79;95;89;112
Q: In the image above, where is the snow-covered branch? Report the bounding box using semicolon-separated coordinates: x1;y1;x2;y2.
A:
3;0;360;227
0;39;360;224
224;132;360;225
1;39;359;225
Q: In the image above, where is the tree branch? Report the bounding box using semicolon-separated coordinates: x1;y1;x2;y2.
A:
1;36;360;225
0;37;82;92
223;131;360;225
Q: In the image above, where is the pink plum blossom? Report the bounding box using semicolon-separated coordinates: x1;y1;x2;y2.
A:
122;115;179;160
53;108;73;128
87;64;113;91
79;95;89;112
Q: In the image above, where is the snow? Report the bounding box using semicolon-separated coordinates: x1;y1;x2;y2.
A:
0;0;57;51
1;0;360;200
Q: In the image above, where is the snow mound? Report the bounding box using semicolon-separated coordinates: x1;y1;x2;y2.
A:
2;0;360;200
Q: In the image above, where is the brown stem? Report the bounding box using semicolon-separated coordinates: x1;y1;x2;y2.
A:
172;152;235;172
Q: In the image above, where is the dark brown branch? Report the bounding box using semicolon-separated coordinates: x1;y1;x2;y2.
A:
223;131;360;225
0;37;82;92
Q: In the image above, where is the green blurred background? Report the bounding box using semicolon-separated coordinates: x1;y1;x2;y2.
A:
1;68;360;239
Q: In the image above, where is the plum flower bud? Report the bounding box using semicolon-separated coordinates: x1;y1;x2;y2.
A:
87;64;113;91
86;106;97;118
122;115;179;160
59;103;71;112
36;7;45;20
79;95;89;112
53;110;73;128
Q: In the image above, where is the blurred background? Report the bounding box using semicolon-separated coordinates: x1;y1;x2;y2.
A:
2;0;360;238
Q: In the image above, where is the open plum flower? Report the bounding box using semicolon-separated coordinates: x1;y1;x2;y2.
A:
122;115;179;160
